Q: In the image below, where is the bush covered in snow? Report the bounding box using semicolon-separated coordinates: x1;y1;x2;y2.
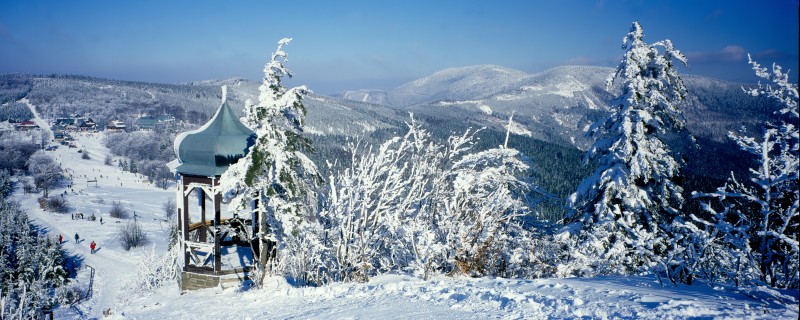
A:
43;196;70;213
308;116;536;284
217;38;545;286
124;245;180;294
109;200;129;219
117;220;148;251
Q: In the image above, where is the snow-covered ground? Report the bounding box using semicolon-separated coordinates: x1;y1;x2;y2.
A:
123;274;798;319
9;123;799;319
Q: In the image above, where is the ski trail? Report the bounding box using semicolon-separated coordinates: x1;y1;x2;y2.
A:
19;98;53;140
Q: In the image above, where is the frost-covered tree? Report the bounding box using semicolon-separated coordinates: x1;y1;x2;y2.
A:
219;38;321;285
318;115;533;283
691;56;798;288
565;21;688;275
26;151;62;198
0;134;37;173
446;144;532;277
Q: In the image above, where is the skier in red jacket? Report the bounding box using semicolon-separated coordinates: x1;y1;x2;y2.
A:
90;241;97;254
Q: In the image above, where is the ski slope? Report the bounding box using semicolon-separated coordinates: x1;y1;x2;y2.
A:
11;130;174;318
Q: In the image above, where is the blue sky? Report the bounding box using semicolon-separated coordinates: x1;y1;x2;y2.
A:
0;0;797;94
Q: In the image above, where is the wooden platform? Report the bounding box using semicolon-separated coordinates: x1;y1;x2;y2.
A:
180;269;252;291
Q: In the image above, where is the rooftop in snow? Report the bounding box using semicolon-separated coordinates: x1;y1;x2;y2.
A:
171;91;255;177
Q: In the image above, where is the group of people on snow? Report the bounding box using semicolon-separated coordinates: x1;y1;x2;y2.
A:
59;233;98;254
63;210;105;255
70;212;103;224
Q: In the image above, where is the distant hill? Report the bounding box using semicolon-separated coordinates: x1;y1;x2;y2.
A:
329;65;782;214
337;65;781;150
0;66;782;220
333;89;390;105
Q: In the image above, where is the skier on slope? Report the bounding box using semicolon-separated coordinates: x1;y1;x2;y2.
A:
74;233;80;243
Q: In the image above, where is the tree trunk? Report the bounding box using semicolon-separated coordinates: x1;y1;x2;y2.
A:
257;192;269;284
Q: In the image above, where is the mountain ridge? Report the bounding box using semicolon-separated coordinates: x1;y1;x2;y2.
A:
1;64;781;150
334;64;780;148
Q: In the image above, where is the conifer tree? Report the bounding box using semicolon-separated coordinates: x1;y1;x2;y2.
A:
0;201;67;317
219;38;320;285
566;21;688;275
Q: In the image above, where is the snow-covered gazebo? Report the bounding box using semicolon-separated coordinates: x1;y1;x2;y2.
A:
169;88;256;291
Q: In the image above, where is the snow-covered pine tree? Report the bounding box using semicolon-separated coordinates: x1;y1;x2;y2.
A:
0;200;67;318
0;170;11;198
219;38;321;286
565;21;688;276
692;56;798;288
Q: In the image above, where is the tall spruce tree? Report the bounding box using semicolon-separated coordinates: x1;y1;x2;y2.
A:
566;21;688;275
219;38;320;285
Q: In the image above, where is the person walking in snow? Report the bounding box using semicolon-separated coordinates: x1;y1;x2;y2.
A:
59;234;63;243
90;241;97;254
74;233;80;243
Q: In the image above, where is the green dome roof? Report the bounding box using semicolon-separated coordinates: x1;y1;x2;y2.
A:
173;101;256;176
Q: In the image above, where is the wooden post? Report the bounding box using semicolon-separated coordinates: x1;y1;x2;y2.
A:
214;187;221;227
252;196;259;235
199;188;207;242
181;177;190;268
258;192;268;274
214;227;221;273
213;177;222;273
176;200;182;239
175;174;182;256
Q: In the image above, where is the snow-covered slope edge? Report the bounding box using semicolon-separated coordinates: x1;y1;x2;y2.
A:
122;274;798;319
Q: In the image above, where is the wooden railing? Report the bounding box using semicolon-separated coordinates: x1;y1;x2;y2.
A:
69;264;95;318
70;264;94;305
185;241;215;268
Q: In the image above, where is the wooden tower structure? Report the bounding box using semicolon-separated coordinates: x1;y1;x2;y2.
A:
170;89;256;291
